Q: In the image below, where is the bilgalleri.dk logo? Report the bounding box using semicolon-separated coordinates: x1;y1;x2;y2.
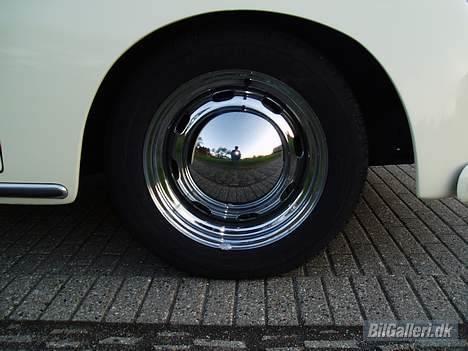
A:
363;320;458;340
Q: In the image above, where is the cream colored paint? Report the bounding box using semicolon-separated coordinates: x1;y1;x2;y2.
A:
0;0;467;204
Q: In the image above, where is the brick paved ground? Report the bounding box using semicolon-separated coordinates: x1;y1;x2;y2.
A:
0;165;466;350
190;156;282;203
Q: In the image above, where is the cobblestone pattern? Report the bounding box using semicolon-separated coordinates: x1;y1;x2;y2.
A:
0;165;466;330
0;322;466;350
190;156;283;203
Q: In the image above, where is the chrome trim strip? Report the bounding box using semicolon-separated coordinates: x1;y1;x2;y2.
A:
457;165;468;203
0;143;3;173
0;183;68;199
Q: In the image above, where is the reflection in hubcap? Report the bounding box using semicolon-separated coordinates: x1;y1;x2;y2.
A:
144;70;328;250
190;112;283;204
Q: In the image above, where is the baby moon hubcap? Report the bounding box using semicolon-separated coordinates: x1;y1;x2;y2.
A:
144;70;328;250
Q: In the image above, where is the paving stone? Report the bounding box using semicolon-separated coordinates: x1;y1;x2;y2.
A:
10;275;69;320
137;277;178;324
425;200;466;226
397;164;416;178
327;233;352;254
385;165;415;191
153;345;191;350
355;207;395;247
61;209;105;244
400;199;434;219
50;242;83;257
363;186;401;227
33;253;72;275
386;200;419;220
354;197;369;215
419;212;454;234
305;265;333;276
279;265;306;277
424;243;466;276
304;340;358;348
371;185;417;220
99;336;142;345
111;246;150;276
435;276;468;321
304;251;330;268
322;276;363;326
5;322;21;330
304;251;332;276
437;234;468;262
157;331;191;338
406;254;445;276
413;339;468;349
296;277;332;326
452;225;468;241
352;276;395;320
386;226;425;254
366;170;384;184
441;198;468;222
7;254;46;275
376;343;415;351
379;276;428;320
0;209;32;241
60;262;90;275
193;339;246;348
203;280;236;326
170;278;207;325
3;229;45;257
261;334;301;342
0;254;20;274
67;236;109;266
102;231;131;255
235;280;265;326
266;278;298;326
408;276;461;321
0;334;33;343
400;218;440;243
29;209;92;255
41;275;96;321
2;214;60;253
0;274;14;292
105;276;151;323
372;168;410;195
374;243;415;275
328;253;361;276
349;244;388;275
0;274;42;319
396;192;430;215
73;276;123;322
49;328;88;335
343;217;371;244
46;340;81;349
85;255;121;275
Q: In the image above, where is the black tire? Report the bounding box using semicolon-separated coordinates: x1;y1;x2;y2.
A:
108;25;367;278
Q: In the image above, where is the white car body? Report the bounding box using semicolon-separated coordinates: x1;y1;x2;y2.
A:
1;0;467;204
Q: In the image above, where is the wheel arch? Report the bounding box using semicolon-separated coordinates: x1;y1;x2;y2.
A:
81;10;414;174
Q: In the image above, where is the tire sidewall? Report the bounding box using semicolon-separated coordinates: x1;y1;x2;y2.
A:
108;28;367;277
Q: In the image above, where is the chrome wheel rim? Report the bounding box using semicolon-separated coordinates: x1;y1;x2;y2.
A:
144;70;328;250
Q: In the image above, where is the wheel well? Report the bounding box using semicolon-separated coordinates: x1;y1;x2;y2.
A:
81;11;414;174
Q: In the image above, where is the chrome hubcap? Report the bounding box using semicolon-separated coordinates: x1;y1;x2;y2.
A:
190;110;283;205
144;70;328;250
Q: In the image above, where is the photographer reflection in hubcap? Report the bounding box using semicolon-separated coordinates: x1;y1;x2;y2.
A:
231;146;241;161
